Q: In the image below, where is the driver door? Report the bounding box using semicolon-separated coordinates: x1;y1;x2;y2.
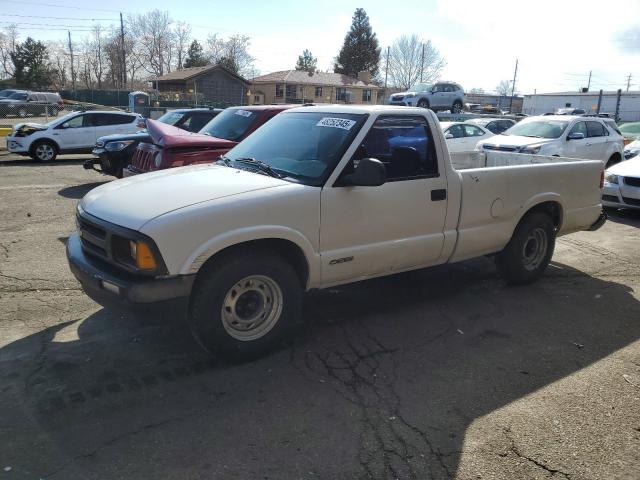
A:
54;113;96;149
319;115;448;285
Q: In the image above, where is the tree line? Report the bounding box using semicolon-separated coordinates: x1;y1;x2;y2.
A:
0;7;458;92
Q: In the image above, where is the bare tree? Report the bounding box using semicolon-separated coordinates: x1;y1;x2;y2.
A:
173;21;191;69
46;40;70;89
129;9;174;77
495;80;511;96
205;33;255;77
387;35;446;89
0;25;19;79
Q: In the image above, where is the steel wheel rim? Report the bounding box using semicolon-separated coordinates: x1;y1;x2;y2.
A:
522;227;547;271
18;109;26;117
221;275;283;341
36;144;54;161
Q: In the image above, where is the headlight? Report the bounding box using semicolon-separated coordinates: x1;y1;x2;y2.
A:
604;172;619;185
154;150;163;168
105;140;135;151
405;93;416;98
519;144;543;154
624;149;639;160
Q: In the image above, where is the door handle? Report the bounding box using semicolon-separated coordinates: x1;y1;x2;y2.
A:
586;143;592;146
431;189;447;201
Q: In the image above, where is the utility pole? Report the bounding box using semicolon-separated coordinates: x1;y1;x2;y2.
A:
615;88;622;122
509;59;518;113
120;12;127;89
587;70;591;91
67;30;76;94
419;43;425;83
384;46;390;89
626;73;632;92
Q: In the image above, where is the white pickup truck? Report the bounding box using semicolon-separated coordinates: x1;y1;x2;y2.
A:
67;105;606;359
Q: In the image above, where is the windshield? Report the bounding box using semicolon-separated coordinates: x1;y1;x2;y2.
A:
156;111;185;126
199;108;258;141
0;90;17;98
224;112;366;186
505;119;569;139
8;92;27;100
409;83;432;92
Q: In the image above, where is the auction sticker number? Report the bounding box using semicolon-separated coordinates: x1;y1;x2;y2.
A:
316;117;356;130
235;110;253;117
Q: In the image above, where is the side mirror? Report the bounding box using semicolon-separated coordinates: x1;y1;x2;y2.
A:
343;158;386;187
567;132;585;140
445;132;454;139
61;122;70;129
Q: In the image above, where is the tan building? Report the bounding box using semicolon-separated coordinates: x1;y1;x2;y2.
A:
249;70;383;105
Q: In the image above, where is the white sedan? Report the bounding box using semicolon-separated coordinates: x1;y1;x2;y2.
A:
602;157;640;210
440;121;493;152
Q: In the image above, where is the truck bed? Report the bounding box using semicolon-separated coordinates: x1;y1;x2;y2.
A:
447;151;604;263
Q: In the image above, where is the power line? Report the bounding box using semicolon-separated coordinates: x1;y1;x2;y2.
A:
0;0;124;12
0;21;113;28
2;13;117;21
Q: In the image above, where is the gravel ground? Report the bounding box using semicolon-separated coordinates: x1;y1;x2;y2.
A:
0;156;639;480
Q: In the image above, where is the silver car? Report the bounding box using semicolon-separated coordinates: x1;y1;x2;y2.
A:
389;81;465;113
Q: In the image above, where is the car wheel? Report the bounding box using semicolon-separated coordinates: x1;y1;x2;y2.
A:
30;140;58;162
417;99;430;109
188;250;302;360
17;107;27;118
495;212;556;285
452;100;463;114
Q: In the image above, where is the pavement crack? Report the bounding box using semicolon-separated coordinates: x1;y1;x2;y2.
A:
504;427;572;479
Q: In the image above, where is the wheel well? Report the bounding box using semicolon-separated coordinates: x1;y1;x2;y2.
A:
606;152;621;168
196;238;309;288
521;201;562;230
30;138;59;154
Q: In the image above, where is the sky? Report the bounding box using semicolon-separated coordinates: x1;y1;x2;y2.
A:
2;0;640;94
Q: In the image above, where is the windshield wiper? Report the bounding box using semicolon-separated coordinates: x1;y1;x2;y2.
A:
217;155;232;167
233;157;283;179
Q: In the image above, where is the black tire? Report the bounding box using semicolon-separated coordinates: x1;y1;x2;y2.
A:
606;154;621;169
30;140;58;162
452;100;463;113
495;212;556;285
188;250;303;360
17;107;27;118
417;99;430;109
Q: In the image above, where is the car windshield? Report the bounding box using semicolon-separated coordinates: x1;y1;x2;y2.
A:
156;111;185;126
620;123;640;134
409;83;432;92
224;112;365;186
8;92;27;100
0;90;16;98
505;119;569;138
199;108;258;141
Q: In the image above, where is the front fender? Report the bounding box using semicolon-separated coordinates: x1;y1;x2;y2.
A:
180;225;321;288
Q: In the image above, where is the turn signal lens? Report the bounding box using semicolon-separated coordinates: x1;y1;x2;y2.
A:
129;240;157;270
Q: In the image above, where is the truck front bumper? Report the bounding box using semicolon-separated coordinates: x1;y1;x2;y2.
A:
66;233;194;307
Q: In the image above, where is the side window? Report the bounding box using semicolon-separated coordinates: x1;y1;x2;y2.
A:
446;124;465;138
485;122;499;134
27;94;37;102
354;116;437;181
587;121;607;137
181;114;210;132
569;122;588;137
96;114;135;126
82;113;100;127
502;120;515;132
463;125;486;137
62;115;84;128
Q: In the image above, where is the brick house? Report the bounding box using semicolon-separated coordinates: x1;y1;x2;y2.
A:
152;64;250;107
249;70;383;105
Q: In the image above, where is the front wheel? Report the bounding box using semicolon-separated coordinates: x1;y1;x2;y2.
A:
188;251;302;360
17;107;27;118
495;212;556;285
30;140;58;162
417;99;430;109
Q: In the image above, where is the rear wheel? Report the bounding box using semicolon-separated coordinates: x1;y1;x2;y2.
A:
17;107;27;118
30;140;58;162
188;250;302;360
452;100;463;113
495;212;556;285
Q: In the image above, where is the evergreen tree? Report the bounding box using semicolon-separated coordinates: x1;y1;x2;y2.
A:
10;37;52;88
183;40;209;68
334;8;380;78
295;49;317;74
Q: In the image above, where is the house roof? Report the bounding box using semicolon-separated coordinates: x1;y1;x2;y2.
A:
153;64;249;84
524;90;640;97
251;70;381;89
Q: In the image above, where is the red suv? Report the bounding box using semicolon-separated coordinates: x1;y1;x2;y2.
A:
124;105;294;176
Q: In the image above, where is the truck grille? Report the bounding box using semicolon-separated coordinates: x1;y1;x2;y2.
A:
623;176;640;188
622;196;640;206
130;143;160;172
77;213;109;260
391;95;405;101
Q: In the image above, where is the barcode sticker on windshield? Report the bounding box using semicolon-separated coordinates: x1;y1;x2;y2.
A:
316;117;356;130
235;110;253;117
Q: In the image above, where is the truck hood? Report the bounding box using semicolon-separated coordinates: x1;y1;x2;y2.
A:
97;131;149;144
481;134;553;148
147;119;235;149
607;157;640;176
80;164;290;230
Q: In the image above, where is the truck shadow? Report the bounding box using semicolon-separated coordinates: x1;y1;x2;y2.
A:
57;181;109;199
1;258;639;479
605;207;640;228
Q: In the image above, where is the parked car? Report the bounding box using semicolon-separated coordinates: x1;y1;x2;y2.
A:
67;104;606;360
5;110;142;161
124;105;293;176
0;91;64;118
466;117;516;134
602;156;640;210
624;139;640;160
388;81;465;113
477;115;624;167
440;121;493;152
85;108;222;178
555;107;586;115
619;122;640;145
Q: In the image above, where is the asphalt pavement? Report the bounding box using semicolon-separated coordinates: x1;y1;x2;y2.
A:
1;155;639;480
